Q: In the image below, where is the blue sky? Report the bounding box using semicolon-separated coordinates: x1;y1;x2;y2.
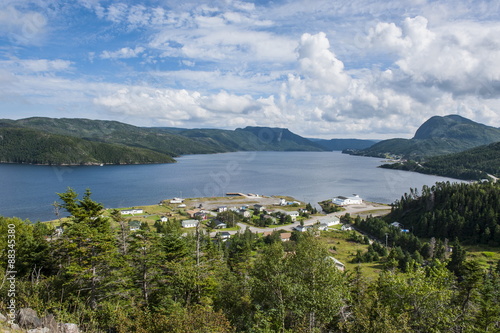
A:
1;0;500;139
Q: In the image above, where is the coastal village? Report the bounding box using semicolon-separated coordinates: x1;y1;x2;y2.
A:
48;192;392;274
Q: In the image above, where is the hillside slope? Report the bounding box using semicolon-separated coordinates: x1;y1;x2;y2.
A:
381;141;500;180
0;127;175;165
1;117;219;156
347;115;500;160
0;117;332;165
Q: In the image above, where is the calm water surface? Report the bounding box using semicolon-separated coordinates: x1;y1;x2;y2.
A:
0;151;460;221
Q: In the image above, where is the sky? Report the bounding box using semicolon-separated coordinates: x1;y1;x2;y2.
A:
1;0;500;139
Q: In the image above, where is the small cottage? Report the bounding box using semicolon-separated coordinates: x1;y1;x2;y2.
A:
181;219;199;228
128;220;142;231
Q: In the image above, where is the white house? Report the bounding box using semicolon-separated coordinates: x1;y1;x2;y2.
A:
390;221;403;229
329;256;346;271
160;216;169;222
324;216;340;226
318;223;329;231
121;209;144;215
218;206;228;213
239;210;252;218
286;211;300;221
128;220;141;231
219;231;231;241
279;198;287;206
170;198;184;204
341;224;353;231
213;220;227;229
332;194;363;206
294;225;310;232
181;219;199;228
391;221;410;233
254;204;265;212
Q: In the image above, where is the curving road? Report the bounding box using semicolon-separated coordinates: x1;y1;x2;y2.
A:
210;202;391;237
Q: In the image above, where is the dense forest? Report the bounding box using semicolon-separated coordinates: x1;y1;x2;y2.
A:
387;181;500;245
1;187;500;332
380;141;500;180
0;127;175;165
0;117;329;165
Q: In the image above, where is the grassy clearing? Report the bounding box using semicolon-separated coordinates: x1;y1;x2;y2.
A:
465;245;500;268
320;229;382;279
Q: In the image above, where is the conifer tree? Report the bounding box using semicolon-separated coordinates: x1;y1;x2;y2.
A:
54;188;118;309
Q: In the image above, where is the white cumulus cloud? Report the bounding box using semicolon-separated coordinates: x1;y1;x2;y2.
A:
0;5;47;45
100;47;146;59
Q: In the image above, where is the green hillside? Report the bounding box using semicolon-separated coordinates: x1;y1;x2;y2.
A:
1;117;219;156
0;117;332;165
237;126;325;151
381;141;500;180
347;115;500;160
0;127;175;165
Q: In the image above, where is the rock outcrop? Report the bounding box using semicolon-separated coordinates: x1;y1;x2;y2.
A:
0;308;79;333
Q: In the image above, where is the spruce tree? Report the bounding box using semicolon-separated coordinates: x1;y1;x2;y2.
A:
53;188;118;309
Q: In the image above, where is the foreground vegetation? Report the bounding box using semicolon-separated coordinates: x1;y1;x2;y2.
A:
1;185;500;332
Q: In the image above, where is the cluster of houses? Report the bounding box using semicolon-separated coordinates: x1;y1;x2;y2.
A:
122;194;364;232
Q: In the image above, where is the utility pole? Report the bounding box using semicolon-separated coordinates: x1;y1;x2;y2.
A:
385;233;388;248
196;221;200;266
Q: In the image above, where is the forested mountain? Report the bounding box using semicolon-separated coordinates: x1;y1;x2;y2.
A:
0;117;223;156
381;141;500;180
387;181;500;245
0;117;331;165
160;126;326;151
1;188;500;332
346;115;500;160
0;127;175;165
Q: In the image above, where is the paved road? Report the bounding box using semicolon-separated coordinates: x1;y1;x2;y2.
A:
210;202;391;237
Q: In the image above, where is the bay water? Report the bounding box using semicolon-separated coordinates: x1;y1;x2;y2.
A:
0;151;460;222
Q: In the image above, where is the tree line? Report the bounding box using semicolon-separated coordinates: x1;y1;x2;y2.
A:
388;181;500;245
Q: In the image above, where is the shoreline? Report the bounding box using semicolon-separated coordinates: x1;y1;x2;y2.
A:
42;195;391;232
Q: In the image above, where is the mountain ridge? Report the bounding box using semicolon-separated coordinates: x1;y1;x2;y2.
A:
346;114;500;160
1;117;376;165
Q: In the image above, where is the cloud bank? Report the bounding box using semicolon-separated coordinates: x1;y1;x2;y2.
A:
0;0;499;139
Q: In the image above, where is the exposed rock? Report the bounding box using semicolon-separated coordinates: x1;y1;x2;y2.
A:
59;323;79;333
41;315;58;333
16;309;41;329
0;313;6;322
9;323;21;331
27;328;50;333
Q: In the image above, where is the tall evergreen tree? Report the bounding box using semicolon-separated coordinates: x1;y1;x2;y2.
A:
53;188;118;309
